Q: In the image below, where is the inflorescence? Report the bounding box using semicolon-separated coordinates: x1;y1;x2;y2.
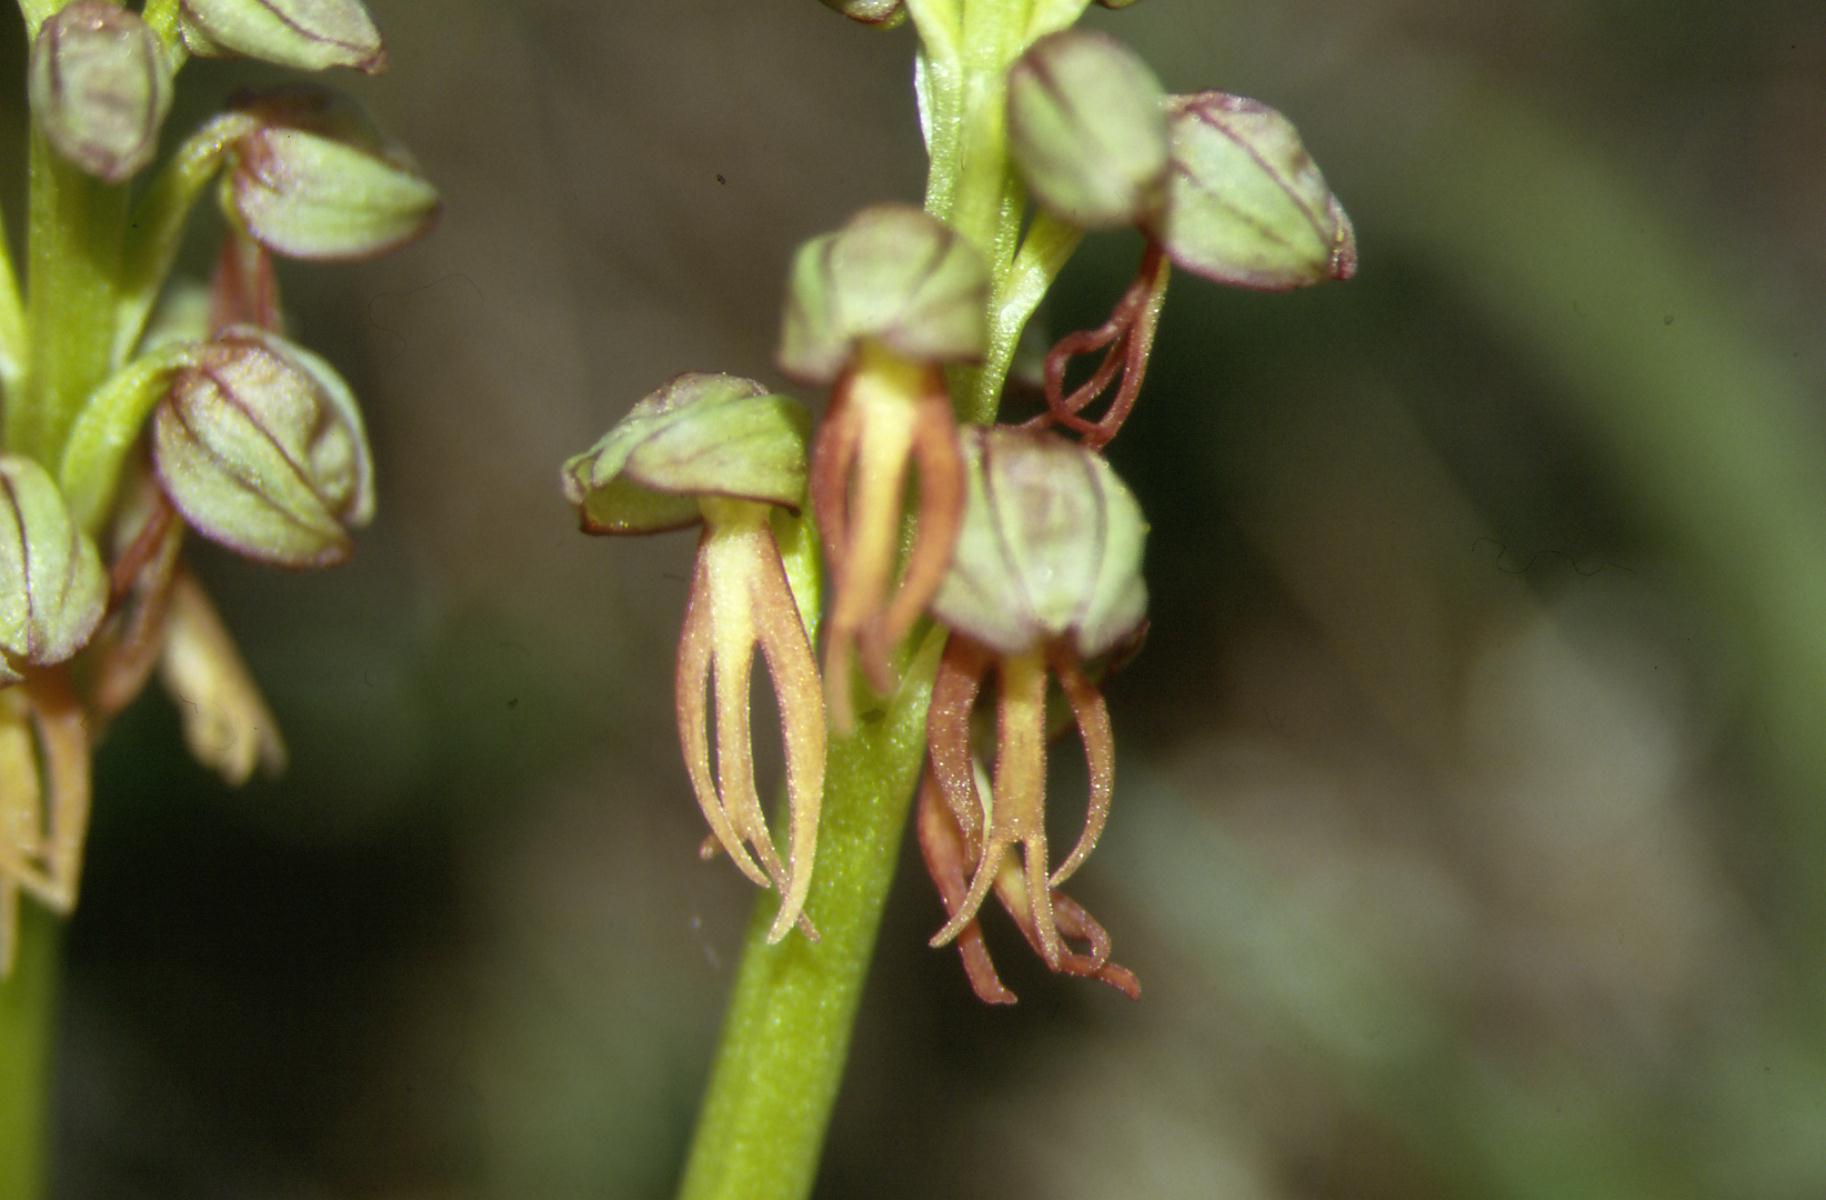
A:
563;3;1355;1004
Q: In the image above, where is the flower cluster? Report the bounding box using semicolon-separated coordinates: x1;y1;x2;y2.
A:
0;0;435;976
565;6;1353;1002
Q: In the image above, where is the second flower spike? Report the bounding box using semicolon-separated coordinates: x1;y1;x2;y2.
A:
563;374;825;943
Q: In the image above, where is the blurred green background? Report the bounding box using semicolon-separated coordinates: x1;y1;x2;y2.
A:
13;0;1826;1195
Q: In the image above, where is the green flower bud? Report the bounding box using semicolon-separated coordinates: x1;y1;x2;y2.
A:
152;328;375;567
229;90;439;261
818;0;906;27
180;0;386;74
562;373;811;536
0;456;108;684
779;205;989;385
932;427;1147;660
1006;31;1169;230
29;2;173;185
1151;91;1358;290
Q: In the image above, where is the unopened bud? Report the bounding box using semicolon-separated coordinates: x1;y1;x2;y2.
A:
0;456;108;684
932;427;1147;659
228;90;439;261
563;373;811;536
152;328;375;567
1151;91;1357;290
29;2;173;184
1006;31;1168;230
779;205;988;384
180;0;386;74
818;0;906;27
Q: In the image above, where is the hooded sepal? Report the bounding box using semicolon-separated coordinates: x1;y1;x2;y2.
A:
29;1;174;185
0;457;109;684
226;89;439;261
779;205;989;385
152;327;375;568
562;373;812;536
817;0;905;27
931;426;1148;660
1151;91;1357;290
180;0;387;74
1006;30;1169;231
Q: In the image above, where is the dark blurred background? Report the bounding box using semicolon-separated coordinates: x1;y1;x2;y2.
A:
15;0;1826;1195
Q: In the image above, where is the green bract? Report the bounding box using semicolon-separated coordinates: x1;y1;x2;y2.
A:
778;205;989;384
563;373;812;536
818;0;905;27
1151;91;1358;291
229;98;440;260
152;328;375;568
0;457;108;685
29;2;173;185
1006;30;1168;231
932;427;1148;659
180;0;387;74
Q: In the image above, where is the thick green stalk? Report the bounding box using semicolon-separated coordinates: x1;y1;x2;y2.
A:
0;908;61;1200
918;1;1083;423
15;131;126;463
0;190;26;402
676;642;937;1200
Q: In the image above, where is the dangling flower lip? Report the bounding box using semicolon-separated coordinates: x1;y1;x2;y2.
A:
809;349;963;727
675;508;825;943
562;373;811;537
918;770;1140;1005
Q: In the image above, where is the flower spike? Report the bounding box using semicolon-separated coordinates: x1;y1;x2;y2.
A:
564;374;824;942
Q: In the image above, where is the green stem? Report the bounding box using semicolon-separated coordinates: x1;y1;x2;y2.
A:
58;342;198;534
919;3;1082;424
970;209;1081;423
0;187;27;405
115;113;251;364
140;0;191;61
676;636;939;1200
15;130;126;464
14;0;54;38
0;908;61;1200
